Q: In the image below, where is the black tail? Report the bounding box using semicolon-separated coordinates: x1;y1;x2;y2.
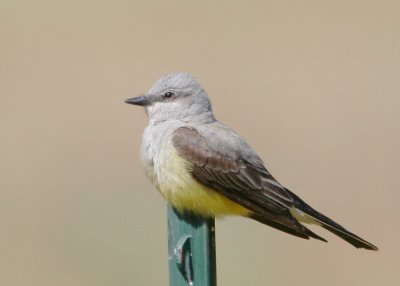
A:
250;210;327;242
288;190;378;251
305;208;378;250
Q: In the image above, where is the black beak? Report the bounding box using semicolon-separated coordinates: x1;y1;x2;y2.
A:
125;95;150;106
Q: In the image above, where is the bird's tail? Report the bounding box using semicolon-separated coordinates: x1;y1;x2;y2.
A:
288;190;378;251
302;208;378;250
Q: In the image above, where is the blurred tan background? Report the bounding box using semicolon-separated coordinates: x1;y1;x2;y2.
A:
1;1;399;285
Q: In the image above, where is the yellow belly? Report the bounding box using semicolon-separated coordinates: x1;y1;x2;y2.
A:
152;144;249;218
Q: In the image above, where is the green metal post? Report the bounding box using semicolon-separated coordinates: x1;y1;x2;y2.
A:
167;205;217;286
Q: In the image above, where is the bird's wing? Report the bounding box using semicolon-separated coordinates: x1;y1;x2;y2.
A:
171;126;326;240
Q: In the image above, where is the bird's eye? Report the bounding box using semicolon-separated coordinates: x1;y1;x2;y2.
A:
163;92;174;99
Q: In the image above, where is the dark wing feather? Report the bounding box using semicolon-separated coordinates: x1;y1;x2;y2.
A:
172;126;326;241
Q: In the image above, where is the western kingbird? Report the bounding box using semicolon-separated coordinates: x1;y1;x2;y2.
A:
126;72;378;250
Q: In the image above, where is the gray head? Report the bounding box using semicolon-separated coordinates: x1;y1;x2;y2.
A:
126;72;215;124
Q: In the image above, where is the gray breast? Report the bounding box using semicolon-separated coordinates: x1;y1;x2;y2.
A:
140;120;187;181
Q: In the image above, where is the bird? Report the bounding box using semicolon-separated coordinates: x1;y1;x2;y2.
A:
125;72;378;251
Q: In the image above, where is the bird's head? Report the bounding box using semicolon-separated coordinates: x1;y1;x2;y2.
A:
125;72;214;124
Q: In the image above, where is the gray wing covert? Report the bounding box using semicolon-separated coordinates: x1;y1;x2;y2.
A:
172;126;294;211
177;125;295;205
171;126;327;241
